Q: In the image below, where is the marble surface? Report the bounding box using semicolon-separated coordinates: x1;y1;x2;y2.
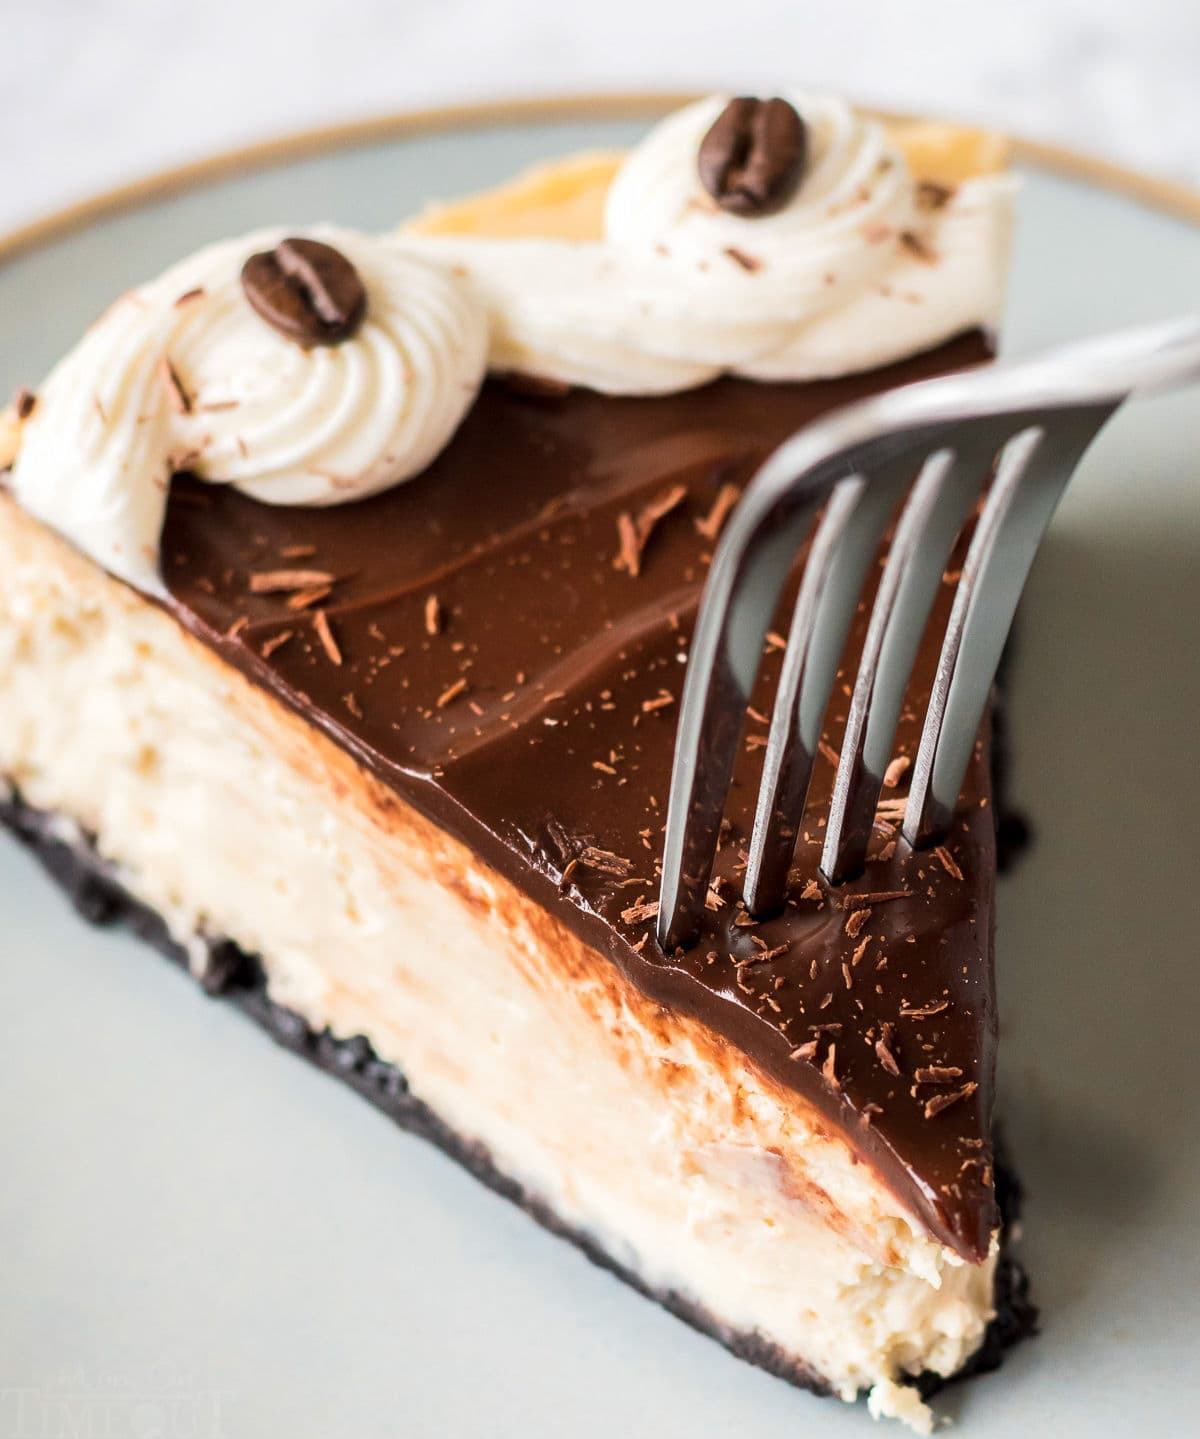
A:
3;0;1199;236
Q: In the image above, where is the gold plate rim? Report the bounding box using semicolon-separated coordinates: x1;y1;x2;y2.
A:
2;89;1198;268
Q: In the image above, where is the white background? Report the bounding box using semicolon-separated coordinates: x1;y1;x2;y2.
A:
4;0;1200;234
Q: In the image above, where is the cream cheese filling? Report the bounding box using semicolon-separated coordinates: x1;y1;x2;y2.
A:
0;497;995;1430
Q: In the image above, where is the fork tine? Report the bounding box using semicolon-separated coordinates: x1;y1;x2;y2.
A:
739;477;864;916
743;455;926;916
659;315;1200;953
655;476;833;951
820;442;984;883
656;423;883;952
904;406;1117;849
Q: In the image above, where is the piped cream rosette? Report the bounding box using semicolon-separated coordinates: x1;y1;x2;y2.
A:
9;226;488;592
3;96;1013;593
401;94;1015;395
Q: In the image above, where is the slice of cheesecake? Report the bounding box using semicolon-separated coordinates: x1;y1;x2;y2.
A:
0;98;1032;1430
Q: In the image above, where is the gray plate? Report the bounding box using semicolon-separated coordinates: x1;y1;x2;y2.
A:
1;107;1198;1437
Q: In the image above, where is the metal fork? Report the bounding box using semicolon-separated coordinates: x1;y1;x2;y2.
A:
657;315;1200;953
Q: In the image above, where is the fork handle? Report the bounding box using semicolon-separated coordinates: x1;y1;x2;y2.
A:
1026;311;1200;398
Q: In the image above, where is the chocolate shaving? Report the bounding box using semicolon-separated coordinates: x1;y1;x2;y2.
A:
934;845;964;881
639;485;688;536
844;907;872;939
259;630;294;659
157;355;192;415
343;692;364;719
286;584;332;611
425;595;442;636
736;941;790;967
312;609;342;666
641;692;675;713
580;846;634;878
225;615;249;641
436;677;469;708
613;484;688;577
614;512;641;577
914;1066;964;1085
249;568;335;594
620;898;660;924
723;246;761;272
875;1023;902;1077
898;230;938;264
821;1042;839;1090
790;1040;819;1061
916;180;955;211
694;483;741;542
923;1082;978;1120
900;999;949;1020
839;890;908;908
882;755;911;789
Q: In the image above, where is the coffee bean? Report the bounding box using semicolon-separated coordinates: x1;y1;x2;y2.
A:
698;97;808;218
240;237;367;347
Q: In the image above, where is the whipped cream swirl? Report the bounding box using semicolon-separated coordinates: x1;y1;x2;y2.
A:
11;226;487;592
8;95;1014;595
403;94;1013;394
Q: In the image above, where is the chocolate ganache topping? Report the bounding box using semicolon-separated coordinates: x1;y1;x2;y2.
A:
158;329;1001;1261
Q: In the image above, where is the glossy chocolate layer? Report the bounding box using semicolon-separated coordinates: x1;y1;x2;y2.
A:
161;333;999;1259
